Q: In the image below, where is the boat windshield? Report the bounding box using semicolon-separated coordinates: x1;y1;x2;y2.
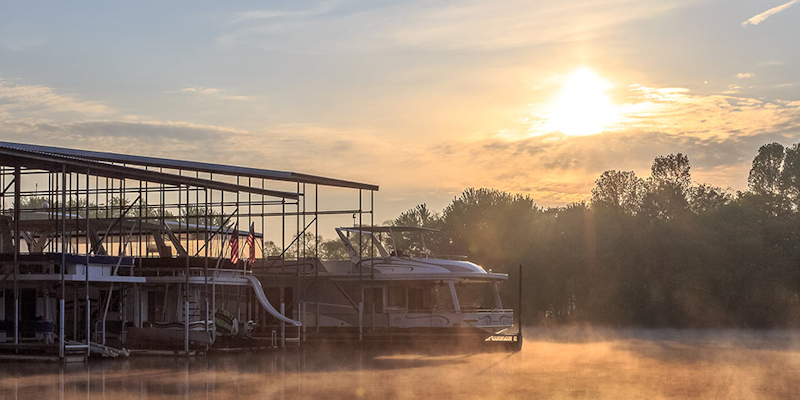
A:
377;227;435;258
337;227;437;259
455;282;500;311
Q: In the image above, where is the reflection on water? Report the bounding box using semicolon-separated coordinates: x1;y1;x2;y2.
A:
2;328;800;399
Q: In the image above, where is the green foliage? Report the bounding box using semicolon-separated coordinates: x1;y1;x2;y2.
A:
780;143;800;205
389;204;442;256
749;143;785;195
591;170;644;215
391;145;800;328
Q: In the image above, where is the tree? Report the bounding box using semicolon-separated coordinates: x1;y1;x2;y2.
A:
263;240;282;257
439;188;538;265
748;142;785;195
688;184;731;213
182;206;225;227
780;142;800;207
650;153;691;190
320;238;349;260
394;203;440;228
391;204;442;256
591;170;645;215
642;154;692;220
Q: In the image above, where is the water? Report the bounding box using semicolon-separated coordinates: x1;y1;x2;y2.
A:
1;328;799;399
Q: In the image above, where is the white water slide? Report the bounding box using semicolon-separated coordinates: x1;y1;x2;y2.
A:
244;275;302;327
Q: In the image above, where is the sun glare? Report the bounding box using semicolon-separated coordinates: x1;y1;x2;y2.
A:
545;68;619;136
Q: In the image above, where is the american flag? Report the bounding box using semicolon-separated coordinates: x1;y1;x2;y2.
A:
228;223;239;264
247;222;256;265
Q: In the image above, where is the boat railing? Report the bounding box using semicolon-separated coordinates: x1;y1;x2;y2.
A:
457;308;514;314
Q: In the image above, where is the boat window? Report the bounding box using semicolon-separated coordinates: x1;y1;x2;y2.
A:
455;283;496;311
386;231;429;258
338;229;389;259
387;286;405;308
433;283;454;311
408;288;425;311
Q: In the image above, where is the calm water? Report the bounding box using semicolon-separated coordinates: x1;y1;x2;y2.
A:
1;328;800;399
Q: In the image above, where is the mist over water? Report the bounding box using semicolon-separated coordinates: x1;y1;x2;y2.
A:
1;328;799;399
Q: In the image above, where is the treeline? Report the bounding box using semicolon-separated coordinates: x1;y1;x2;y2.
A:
392;142;800;328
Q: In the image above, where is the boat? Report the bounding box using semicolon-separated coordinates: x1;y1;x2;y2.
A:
254;226;516;345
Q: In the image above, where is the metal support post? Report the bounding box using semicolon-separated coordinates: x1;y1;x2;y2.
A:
13;166;20;347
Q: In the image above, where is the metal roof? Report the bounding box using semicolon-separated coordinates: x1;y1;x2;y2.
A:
0;146;299;199
0;141;379;191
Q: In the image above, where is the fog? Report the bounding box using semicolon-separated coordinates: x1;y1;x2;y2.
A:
1;328;799;399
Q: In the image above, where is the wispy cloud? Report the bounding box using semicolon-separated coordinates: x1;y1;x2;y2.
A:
741;0;798;27
216;0;691;52
219;2;337;43
176;86;255;101
723;83;742;94
757;60;784;67
736;72;754;79
0;77;113;119
229;2;335;25
182;87;223;95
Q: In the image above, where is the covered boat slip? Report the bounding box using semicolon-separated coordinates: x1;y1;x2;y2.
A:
0;141;380;360
255;268;514;342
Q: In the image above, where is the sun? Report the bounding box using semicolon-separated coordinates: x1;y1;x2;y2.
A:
545;68;619;136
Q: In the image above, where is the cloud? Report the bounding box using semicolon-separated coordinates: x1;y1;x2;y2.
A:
736;72;754;79
0;76;388;186
219;2;337;44
217;0;691;52
741;0;798;27
757;60;784;67
723;84;742;94
0;77;113;118
182;87;223;95
229;2;335;24
1;120;244;149
4;72;800;210
0;118;398;191
408;85;800;205
176;86;255;101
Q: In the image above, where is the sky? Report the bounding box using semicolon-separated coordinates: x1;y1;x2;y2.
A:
1;0;799;226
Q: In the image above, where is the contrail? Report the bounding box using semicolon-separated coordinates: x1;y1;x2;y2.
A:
741;0;798;27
